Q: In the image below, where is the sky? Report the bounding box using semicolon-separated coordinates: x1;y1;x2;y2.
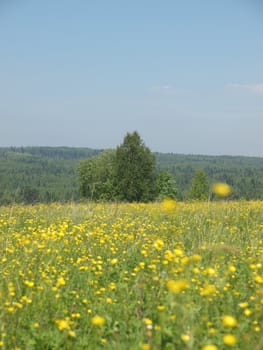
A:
1;0;263;156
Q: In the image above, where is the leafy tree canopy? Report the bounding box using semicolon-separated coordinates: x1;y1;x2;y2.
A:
78;132;158;202
115;131;157;202
156;171;177;200
188;169;209;200
78;149;116;201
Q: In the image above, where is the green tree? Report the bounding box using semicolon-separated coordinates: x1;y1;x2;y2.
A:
21;186;40;203
188;169;209;200
156;171;177;200
78;150;116;200
115;131;156;202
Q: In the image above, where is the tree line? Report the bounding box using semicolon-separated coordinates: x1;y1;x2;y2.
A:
0;138;262;204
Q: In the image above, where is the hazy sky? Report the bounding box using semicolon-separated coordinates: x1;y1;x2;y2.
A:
1;0;263;156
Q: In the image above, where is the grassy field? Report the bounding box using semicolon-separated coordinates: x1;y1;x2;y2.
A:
0;201;262;350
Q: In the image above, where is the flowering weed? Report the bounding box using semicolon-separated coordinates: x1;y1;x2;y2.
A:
0;201;262;349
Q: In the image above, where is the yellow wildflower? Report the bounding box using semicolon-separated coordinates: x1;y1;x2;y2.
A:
202;345;218;350
222;315;238;327
153;239;164;250
244;309;252;316
157;305;165;311
200;284;217;296
91;315;105;326
239;301;248;308
142;344;150;350
143;318;153;330
161;199;176;212
24;280;34;287
56;277;66;286
55;318;71;331
167;279;189;294
212;182;232;197
223;334;236;346
181;334;190;342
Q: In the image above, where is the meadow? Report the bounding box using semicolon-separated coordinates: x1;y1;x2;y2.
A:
0;201;262;350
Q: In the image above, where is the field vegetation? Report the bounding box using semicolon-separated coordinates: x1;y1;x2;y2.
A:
0;201;262;349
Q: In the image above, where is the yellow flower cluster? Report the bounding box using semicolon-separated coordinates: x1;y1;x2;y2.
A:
0;201;262;349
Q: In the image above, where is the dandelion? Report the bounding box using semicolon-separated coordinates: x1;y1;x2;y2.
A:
108;282;116;290
190;254;202;262
24;280;34;287
143;318;153;330
91;315;105;326
239;301;248;308
212;182;232;197
153;239;164;250
254;275;263;284
157;305;165;311
142;344;150;350
167;279;189;294
208;328;217;334
202;345;218;350
244;309;252;316
173;248;184;256
164;250;174;260
204;267;216;276
161;199;176;212
181;334;190;342
223;334;236;346
56;277;66;286
200;284;217;296
222;315;238;328
228;265;236;273
55;318;71;331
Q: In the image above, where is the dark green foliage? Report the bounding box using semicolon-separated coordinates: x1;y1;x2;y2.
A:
156;171;177;200
78;150;116;201
21;186;40;204
0;147;102;204
78;132;157;202
115;132;156;202
188;169;209;200
0;147;263;203
155;153;263;200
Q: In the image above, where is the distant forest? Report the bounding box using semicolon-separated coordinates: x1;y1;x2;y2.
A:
0;146;262;204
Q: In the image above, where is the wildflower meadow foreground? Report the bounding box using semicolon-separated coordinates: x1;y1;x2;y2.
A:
0;201;262;350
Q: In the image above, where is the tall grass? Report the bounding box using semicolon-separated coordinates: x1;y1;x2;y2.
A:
0;201;262;349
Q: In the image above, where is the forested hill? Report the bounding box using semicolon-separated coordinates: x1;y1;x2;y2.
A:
0;147;103;203
0;146;262;203
155;153;263;200
1;146;102;160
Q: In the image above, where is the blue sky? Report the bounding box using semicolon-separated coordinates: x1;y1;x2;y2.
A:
1;0;263;156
